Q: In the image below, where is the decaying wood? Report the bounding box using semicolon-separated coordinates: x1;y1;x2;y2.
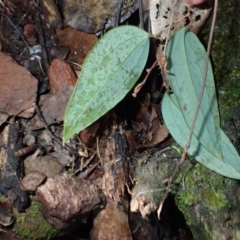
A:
90;203;132;240
36;173;105;229
102;129;129;202
130;148;182;217
0;122;29;212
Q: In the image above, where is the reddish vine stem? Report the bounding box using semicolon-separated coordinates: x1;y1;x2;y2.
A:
132;60;158;97
157;0;219;218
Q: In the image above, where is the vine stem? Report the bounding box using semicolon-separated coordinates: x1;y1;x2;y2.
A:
157;0;219;219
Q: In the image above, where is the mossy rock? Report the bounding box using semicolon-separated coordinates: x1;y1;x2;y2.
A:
14;201;69;240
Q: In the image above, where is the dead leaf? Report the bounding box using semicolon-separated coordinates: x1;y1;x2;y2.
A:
79;121;100;147
0;52;37;117
49;58;76;94
30;58;76;129
56;26;98;68
143;108;169;147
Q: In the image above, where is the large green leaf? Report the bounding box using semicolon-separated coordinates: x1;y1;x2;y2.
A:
162;94;240;179
165;28;222;160
162;28;240;179
63;26;149;142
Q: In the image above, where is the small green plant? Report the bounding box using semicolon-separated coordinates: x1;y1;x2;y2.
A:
63;25;240;179
63;25;149;142
162;28;240;179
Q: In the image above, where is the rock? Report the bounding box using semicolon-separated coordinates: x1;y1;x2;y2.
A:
20;170;47;192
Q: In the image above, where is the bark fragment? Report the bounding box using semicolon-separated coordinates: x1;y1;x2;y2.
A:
36;173;105;229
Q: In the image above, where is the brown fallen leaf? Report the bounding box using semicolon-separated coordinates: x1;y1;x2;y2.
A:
79;121;100;147
56;27;98;69
143;107;169;147
30;58;76;129
0;52;37;118
126;105;169;149
48;58;76;94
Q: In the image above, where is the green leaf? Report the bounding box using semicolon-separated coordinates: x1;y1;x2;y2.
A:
63;26;149;142
162;28;240;179
162;94;240;179
165;28;222;160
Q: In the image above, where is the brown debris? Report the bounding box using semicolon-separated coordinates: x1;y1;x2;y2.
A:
31;58;76;128
0;122;29;211
0;201;14;227
41;0;62;28
102;130;128;202
36;173;104;229
126;106;168;149
0;112;9;127
24;154;62;178
0;52;37;118
90;203;132;240
59;0;138;33
20;170;47;192
56;26;98;69
79;121;100;147
0;232;22;240
143;108;169;147
22;23;36;38
48;58;76;94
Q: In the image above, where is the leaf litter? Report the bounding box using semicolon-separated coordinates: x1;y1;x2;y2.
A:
1;0;238;239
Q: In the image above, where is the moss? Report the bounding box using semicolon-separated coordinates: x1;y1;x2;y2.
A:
175;163;228;212
203;190;228;210
172;1;240;237
200;0;240;122
14;201;67;240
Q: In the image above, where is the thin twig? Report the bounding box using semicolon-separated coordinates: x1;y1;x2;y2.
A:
34;104;78;156
132;60;158;97
77;161;100;179
74;153;96;176
138;0;144;29
157;0;218;218
0;12;30;51
33;1;50;71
